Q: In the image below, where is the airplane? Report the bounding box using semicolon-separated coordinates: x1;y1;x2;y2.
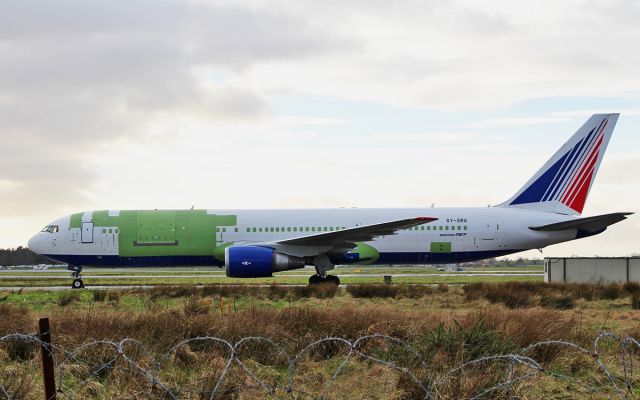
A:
28;113;632;289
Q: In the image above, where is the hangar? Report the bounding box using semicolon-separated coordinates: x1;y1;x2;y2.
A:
544;257;640;283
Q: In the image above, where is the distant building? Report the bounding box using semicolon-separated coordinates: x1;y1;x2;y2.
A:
544;257;640;284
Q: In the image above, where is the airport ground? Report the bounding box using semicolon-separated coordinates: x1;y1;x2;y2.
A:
0;264;543;287
2;275;640;398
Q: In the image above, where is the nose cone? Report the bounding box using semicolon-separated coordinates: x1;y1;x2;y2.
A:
28;234;45;255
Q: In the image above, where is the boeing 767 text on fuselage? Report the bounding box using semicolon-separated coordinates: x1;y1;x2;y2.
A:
28;114;632;288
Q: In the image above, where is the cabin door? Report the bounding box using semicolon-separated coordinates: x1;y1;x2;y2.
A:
81;222;94;243
474;216;505;250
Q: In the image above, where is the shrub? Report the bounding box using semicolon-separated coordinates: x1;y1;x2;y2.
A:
107;291;120;303
568;283;595;301
399;285;433;299
149;285;198;300
484;286;532;309
423;319;516;362
600;284;623;300
540;295;575;310
184;296;211;316
58;292;80;307
463;283;486;301
623;281;640;295
93;290;107;302
347;284;399;298
291;283;339;299
632;292;640;310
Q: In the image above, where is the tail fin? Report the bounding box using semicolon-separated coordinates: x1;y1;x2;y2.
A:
499;113;619;215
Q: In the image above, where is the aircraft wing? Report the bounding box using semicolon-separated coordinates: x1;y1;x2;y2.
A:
529;212;633;232
275;216;438;247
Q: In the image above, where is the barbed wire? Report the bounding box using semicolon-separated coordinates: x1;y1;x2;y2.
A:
1;330;640;399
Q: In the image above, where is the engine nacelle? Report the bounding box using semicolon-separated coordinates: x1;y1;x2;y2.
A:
225;245;306;278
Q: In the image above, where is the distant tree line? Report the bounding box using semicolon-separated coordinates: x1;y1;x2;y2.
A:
0;247;61;266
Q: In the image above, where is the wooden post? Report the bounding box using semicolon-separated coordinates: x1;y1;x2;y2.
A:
38;317;56;400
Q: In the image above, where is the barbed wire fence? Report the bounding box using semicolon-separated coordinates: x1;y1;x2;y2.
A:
1;317;640;399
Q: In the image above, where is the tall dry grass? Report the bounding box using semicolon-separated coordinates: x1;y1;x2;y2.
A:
2;283;636;399
464;281;640;309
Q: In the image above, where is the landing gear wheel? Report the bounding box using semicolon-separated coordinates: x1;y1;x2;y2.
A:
68;265;84;289
308;274;340;286
72;279;84;289
326;275;340;285
309;275;324;285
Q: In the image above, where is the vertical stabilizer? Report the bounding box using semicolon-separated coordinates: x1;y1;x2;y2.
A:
498;113;619;215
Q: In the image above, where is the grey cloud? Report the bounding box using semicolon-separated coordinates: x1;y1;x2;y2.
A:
0;0;354;216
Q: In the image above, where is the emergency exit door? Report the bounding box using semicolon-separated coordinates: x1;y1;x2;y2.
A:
81;222;94;243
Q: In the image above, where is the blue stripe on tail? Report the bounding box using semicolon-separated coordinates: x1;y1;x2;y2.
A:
510;150;569;204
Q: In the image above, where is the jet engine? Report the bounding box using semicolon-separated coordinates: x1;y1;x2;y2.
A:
225;245;306;278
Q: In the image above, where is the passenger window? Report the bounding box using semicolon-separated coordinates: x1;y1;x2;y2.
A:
115;229;118;233
276;227;280;232
247;228;250;232
270;227;274;232
287;227;291;232
109;229;113;234
216;228;220;232
259;228;263;232
234;228;238;232
439;226;443;230
252;227;257;232
305;227;309;232
464;225;468;230
445;226;449;230
293;227;297;232
222;228;226;232
103;229;106;233
457;225;461;230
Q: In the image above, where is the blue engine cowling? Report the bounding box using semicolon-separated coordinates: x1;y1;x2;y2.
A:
225;246;274;278
225;245;307;278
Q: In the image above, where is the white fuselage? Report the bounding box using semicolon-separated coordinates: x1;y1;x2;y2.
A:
28;207;581;267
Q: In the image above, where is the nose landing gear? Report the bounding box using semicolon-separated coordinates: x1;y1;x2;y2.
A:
68;265;85;289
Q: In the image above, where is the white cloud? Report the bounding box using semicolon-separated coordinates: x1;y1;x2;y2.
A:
465;117;571;129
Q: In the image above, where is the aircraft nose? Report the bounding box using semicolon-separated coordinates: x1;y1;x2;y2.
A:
28;234;45;255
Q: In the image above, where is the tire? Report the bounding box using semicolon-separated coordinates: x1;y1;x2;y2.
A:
308;275;323;285
72;279;84;289
326;275;340;286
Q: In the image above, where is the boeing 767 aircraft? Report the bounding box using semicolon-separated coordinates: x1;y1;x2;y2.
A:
28;114;632;288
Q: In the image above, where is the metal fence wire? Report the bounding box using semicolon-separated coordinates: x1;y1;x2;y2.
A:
2;327;640;399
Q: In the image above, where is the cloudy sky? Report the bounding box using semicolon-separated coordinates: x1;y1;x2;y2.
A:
1;0;638;258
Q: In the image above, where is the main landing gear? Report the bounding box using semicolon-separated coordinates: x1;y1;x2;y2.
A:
68;265;84;289
308;274;340;285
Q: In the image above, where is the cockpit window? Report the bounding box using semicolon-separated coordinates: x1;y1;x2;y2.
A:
40;225;59;233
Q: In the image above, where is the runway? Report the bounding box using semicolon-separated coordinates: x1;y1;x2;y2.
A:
0;273;542;279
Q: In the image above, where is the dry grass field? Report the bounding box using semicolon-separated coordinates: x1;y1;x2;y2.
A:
1;282;640;399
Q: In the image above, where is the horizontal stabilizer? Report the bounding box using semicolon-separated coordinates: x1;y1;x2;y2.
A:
529;212;633;232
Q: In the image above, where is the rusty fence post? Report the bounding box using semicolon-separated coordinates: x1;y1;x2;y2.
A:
38;317;56;400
